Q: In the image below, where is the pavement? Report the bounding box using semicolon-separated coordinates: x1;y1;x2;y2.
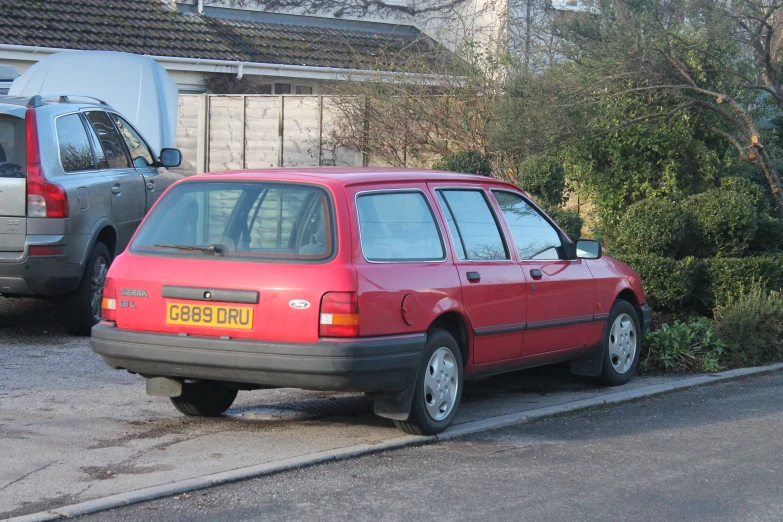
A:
1;296;780;521
82;371;783;522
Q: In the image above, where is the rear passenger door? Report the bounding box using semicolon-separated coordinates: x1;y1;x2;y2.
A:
433;186;527;364
84;111;146;251
491;190;595;356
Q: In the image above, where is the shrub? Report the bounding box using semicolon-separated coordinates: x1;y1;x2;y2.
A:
516;154;566;207
545;207;583;239
714;283;783;366
432;150;492;176
703;256;783;308
681;189;758;257
614;254;701;312
642;318;725;372
749;217;783;255
611;198;695;258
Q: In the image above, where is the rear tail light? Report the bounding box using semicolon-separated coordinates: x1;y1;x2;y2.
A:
101;277;117;322
28;245;64;256
25;108;68;218
319;292;359;337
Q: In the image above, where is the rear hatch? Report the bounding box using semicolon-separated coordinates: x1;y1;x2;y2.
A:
0;109;27;253
107;179;353;343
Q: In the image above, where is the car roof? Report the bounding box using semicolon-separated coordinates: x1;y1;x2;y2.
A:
188;168;521;190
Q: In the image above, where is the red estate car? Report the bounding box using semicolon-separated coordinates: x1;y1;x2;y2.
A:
91;168;652;435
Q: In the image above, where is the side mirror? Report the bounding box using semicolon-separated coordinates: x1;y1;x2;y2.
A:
576;239;602;259
159;148;182;168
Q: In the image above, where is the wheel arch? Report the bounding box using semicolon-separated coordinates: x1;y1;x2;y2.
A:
615;288;644;329
80;219;118;265
427;311;470;369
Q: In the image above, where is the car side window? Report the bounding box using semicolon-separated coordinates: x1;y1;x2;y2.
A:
437;189;509;261
492;190;565;260
84;111;131;169
110;114;156;168
356;191;445;262
55;114;95;173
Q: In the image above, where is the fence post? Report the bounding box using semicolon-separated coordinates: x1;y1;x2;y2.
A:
278;95;285;167
241;95;247;170
317;95;324;167
362;95;370;167
196;94;209;174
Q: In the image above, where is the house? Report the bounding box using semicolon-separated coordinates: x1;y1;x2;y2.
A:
0;0;463;94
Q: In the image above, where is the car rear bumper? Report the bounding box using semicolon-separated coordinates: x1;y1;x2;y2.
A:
641;304;653;335
0;255;82;296
91;323;425;392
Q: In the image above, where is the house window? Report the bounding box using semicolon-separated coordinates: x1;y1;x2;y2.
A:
275;83;291;95
258;84;272;95
295;86;313;95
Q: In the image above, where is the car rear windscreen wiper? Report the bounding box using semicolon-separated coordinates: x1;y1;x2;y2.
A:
154;243;227;255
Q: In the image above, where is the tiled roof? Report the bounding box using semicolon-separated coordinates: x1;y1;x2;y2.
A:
0;0;446;71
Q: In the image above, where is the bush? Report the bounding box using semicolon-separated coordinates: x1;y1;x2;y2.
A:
714;283;783;366
642;318;725;372
432;150;492;176
545;207;583;239
516;154;566;207
749;218;783;255
614;255;701;312
681;189;758;257
703;256;783;308
611;198;695;258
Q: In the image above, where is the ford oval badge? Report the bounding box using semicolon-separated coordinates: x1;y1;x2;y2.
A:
289;300;311;310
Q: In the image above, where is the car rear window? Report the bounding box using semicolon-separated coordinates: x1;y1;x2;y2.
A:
0;114;25;178
131;181;335;262
356;191;445;262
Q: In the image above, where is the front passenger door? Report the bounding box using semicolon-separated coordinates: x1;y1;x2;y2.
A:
84;111;146;251
110;113;173;209
491;190;595;356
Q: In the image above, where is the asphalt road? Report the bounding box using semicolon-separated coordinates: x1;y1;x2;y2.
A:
83;372;783;522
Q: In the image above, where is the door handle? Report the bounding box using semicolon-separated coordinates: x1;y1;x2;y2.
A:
466;271;481;282
111;184;122;195
530;269;543;279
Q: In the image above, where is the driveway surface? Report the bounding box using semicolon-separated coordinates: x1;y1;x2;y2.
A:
84;371;783;522
2;297;689;518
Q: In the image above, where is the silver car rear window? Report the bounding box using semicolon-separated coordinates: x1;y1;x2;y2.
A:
0;114;25;179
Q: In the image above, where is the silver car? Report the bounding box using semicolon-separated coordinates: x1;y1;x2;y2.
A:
0;94;181;334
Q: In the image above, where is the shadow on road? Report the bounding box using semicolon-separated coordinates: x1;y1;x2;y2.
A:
0;296;71;337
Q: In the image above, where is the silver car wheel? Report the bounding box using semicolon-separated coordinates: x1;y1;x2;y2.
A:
608;313;636;374
423;346;458;421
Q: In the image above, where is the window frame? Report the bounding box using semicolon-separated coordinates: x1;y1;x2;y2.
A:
108;112;158;169
490;188;576;261
354;188;448;264
433;186;512;263
83;110;133;170
53;111;99;175
129;180;339;265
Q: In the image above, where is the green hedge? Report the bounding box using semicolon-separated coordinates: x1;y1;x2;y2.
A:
546;207;584;239
616;255;702;312
432;150;493;176
616;254;783;313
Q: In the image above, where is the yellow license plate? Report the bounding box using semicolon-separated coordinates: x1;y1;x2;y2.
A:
166;303;254;330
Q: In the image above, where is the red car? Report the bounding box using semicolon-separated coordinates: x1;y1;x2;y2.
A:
92;168;652;435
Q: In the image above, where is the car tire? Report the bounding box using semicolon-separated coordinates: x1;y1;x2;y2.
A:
65;241;111;336
394;329;463;436
171;381;238;417
596;300;642;386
